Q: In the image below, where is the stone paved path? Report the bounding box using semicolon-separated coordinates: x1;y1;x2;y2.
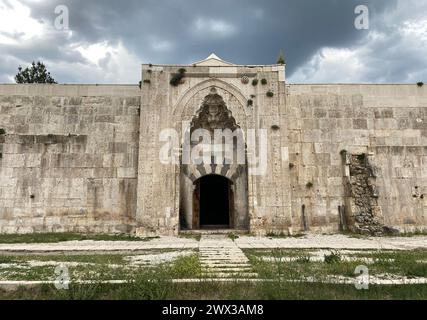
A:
199;235;257;279
0;234;426;252
235;234;427;250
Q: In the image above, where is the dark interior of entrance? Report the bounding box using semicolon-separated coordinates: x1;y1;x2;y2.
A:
198;175;231;229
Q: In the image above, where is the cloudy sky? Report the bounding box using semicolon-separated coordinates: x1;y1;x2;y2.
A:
0;0;426;84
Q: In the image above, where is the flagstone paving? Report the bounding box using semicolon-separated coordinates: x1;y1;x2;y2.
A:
199;235;257;279
0;234;426;253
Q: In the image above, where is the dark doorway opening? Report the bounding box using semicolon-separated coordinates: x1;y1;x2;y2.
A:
193;175;233;229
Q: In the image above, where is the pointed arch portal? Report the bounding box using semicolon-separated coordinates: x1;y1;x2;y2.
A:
179;90;249;232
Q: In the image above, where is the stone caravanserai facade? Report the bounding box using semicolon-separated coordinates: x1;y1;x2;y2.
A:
0;54;426;236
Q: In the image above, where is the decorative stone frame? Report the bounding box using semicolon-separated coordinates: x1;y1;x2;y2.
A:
172;79;257;232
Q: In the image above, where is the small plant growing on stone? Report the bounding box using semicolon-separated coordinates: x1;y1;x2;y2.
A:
277;51;286;65
295;255;310;263
147;69;152;74
228;233;239;241
252;79;259;86
357;154;366;162
250;94;256;99
289;163;295;169
143;79;151;84
324;251;342;264
261;79;268;85
266;91;274;97
170;68;186;87
417;82;424;87
271;125;280;131
247;99;254;107
0;129;5;135
306;182;313;189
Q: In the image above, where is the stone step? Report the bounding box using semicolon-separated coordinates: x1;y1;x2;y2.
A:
201;260;250;262
204;268;253;273
201;263;251;267
202;273;259;278
203;265;252;268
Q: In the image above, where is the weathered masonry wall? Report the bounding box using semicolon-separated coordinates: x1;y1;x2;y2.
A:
136;63;286;236
0;79;426;236
0;85;141;234
285;84;427;234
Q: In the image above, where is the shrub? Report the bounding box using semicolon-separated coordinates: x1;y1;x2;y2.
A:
261;79;268;85
295;255;310;263
417;82;424;87
324;251;342;264
266;91;274;97
247;99;254;107
228;233;240;241
252;79;259;86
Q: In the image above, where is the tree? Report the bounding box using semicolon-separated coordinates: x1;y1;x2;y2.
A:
277;51;286;65
15;61;57;84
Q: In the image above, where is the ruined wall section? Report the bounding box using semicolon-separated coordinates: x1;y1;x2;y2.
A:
0;85;141;234
342;153;384;235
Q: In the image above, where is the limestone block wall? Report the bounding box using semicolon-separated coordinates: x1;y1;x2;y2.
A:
0;76;425;236
285;84;427;233
0;84;141;234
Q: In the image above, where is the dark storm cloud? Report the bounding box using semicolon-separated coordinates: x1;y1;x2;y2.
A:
3;0;424;83
21;1;396;68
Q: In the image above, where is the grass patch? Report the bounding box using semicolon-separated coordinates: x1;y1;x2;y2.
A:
245;249;427;279
169;254;202;279
1;281;426;300
324;251;342;264
0;251;200;281
345;250;427;278
0;233;158;244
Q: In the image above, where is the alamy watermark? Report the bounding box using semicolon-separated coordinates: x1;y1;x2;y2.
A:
54;265;70;290
54;5;70;31
355;265;370;290
354;5;370;30
159;123;268;176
